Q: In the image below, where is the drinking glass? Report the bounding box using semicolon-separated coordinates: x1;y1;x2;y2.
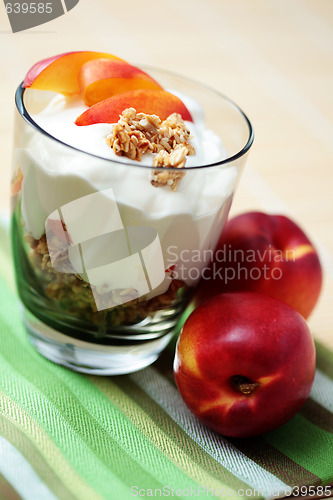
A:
11;68;253;374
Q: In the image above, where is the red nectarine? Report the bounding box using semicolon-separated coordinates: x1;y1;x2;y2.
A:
195;212;322;318
174;292;316;438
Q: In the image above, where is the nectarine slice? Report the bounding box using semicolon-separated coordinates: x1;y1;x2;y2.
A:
75;89;193;125
79;59;163;106
23;51;124;96
11;168;23;195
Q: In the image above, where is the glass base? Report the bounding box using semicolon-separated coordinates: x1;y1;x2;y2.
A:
23;306;174;375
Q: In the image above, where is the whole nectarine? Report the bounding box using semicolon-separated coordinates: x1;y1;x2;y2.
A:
174;292;316;438
195;212;322;318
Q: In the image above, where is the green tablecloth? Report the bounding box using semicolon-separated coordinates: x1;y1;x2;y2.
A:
0;220;332;500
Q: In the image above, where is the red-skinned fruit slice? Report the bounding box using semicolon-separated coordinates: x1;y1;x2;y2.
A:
75;89;193;125
79;59;163;106
22;51;124;96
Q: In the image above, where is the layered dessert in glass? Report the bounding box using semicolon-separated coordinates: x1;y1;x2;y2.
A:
11;51;253;374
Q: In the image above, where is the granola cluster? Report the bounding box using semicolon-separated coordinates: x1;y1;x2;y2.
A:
25;229;185;327
106;108;195;191
151;145;187;191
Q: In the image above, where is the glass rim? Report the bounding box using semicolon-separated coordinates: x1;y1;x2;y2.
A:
15;66;254;171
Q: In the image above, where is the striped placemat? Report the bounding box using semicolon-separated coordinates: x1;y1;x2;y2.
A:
0;219;332;500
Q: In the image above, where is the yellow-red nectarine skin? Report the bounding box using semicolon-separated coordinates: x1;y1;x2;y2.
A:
75;89;193;125
174;292;316;438
23;51;123;96
195;212;322;318
78;59;163;106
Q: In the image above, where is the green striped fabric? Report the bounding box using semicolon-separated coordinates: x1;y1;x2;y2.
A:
0;219;332;500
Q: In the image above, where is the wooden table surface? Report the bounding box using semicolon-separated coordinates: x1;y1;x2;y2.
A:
0;0;332;348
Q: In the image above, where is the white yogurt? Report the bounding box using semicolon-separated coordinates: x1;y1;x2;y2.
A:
19;89;238;297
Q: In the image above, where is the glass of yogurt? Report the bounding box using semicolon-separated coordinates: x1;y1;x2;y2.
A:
11;63;253;374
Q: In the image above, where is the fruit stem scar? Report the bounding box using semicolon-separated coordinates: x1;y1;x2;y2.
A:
232;375;259;395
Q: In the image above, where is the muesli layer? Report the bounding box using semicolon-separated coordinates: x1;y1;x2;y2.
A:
25;229;185;327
